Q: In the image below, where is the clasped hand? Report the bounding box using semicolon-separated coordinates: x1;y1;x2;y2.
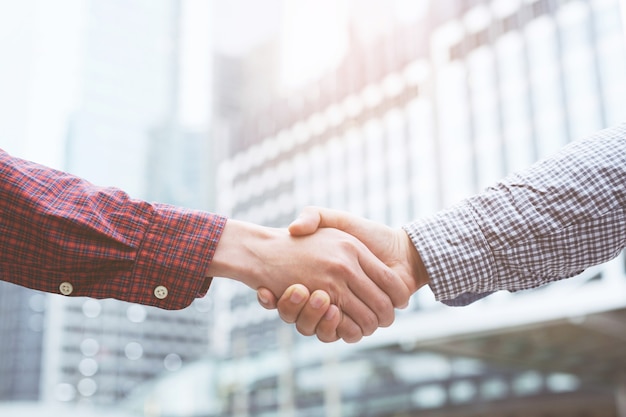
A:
256;207;428;343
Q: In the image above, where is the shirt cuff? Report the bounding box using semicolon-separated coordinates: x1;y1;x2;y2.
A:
403;201;496;306
129;204;226;310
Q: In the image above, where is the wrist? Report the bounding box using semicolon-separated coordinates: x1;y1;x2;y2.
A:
401;230;430;292
206;219;276;289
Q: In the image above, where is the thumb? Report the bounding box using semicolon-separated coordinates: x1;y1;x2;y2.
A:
288;206;323;236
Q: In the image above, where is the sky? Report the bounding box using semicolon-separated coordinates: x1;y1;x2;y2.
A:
210;0;430;89
0;0;431;160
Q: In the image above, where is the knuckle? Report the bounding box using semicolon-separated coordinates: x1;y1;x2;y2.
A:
279;312;296;324
295;323;315;337
360;312;378;337
371;292;392;315
328;258;352;277
325;281;344;304
317;330;339;343
344;333;363;343
373;295;395;327
396;291;411;309
337;236;355;250
380;269;410;307
379;267;395;286
338;323;362;343
316;320;339;343
379;308;395;328
395;284;412;307
276;308;297;324
277;302;298;323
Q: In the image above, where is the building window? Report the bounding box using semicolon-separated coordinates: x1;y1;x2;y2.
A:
525;14;567;159
345;127;367;216
384;108;410;226
327;137;347;209
407;96;439;216
309;145;328;207
592;0;626;126
557;1;602;139
364;119;387;223
467;45;504;189
436;62;474;206
495;31;535;174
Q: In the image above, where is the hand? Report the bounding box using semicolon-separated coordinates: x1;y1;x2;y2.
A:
257;284;342;343
207;219;411;342
257;207;429;342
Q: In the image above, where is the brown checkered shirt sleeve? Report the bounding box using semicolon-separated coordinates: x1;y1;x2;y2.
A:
404;123;626;306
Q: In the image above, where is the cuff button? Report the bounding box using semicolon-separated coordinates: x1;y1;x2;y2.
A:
154;285;169;300
59;282;74;296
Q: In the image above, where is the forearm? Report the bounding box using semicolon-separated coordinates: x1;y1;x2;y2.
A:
206;219;281;289
405;123;626;305
0;149;227;309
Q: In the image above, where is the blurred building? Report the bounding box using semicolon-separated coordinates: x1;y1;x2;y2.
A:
145;0;626;416
63;0;178;197
0;0;88;405
41;0;217;407
0;0;217;408
0;284;46;401
146;123;215;210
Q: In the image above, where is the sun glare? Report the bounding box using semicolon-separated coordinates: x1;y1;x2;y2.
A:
280;0;349;90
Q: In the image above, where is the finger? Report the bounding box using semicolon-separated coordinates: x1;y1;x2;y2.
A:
290;206;357;237
358;249;411;312
288;206;322;236
257;287;278;309
338;281;384;336
336;312;364;343
294;290;332;336
276;284;310;324
315;237;394;334
339;244;398;328
315;305;341;343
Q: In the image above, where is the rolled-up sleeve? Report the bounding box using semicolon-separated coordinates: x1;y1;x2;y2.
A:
0;149;226;310
404;123;626;306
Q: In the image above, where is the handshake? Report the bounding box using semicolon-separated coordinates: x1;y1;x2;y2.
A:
208;207;430;344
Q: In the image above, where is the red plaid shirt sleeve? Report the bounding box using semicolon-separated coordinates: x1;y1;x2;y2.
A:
0;149;227;310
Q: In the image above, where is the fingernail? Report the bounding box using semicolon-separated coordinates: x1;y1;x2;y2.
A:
290;290;305;304
310;293;325;309
258;293;268;304
324;306;338;320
